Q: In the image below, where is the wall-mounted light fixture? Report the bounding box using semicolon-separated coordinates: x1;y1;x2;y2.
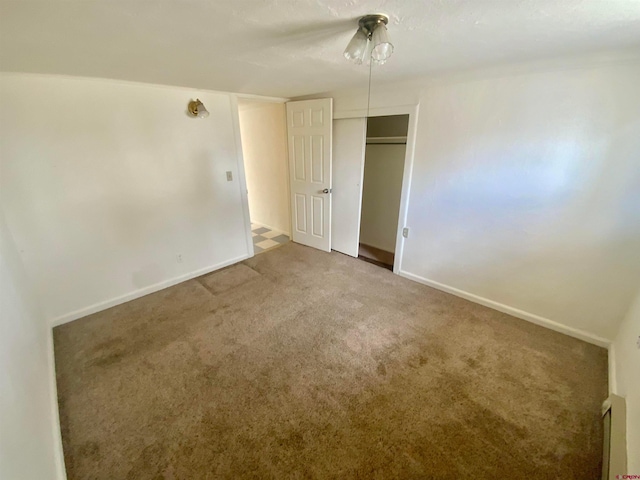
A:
344;14;394;65
187;99;210;118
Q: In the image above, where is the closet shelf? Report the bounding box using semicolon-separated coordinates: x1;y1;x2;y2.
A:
366;136;407;145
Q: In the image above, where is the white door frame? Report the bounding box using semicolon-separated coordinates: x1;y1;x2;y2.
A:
334;104;419;274
230;94;255;258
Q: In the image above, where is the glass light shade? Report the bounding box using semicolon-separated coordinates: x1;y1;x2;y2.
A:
197;104;209;118
370;23;393;63
343;28;369;64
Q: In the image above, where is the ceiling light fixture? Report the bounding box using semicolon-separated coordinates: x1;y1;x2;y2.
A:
344;14;394;65
187;99;209;118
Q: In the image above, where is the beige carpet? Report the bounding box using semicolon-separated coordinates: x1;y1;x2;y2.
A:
54;242;607;479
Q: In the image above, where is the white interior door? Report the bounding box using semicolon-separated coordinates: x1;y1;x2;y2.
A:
332;118;366;257
286;99;333;252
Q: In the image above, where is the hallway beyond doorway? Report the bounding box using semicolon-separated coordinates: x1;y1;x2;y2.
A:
252;224;290;254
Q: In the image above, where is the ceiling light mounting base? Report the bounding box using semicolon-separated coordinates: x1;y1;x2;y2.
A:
358;14;389;37
187;98;209;118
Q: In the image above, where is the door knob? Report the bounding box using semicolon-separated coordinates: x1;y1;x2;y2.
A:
321;188;332;194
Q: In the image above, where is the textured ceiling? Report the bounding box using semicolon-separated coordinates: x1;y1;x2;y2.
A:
2;0;640;98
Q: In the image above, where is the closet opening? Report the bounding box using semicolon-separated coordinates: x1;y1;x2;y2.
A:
358;114;409;270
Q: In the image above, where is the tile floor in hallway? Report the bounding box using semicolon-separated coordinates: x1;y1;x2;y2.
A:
251;224;290;253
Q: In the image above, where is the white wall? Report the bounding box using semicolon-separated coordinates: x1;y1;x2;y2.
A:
359;144;406;252
404;63;640;342
0;73;252;324
238;101;290;234
0;208;65;479
302;57;640;343
613;288;640;473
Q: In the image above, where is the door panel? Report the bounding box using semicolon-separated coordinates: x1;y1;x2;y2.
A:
286;99;333;252
312;196;324;237
293;136;306;181
331;118;366;257
310;136;324;183
294;194;307;233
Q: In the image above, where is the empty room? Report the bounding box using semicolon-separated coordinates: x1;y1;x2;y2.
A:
1;1;639;479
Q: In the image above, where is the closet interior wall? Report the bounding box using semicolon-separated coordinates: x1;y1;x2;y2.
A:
359;115;409;268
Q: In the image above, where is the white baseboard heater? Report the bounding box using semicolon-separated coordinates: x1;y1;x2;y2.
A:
601;394;627;480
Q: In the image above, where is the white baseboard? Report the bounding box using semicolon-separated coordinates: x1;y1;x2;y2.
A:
398;270;611;348
50;254;249;327
250;221;290;236
47;326;67;479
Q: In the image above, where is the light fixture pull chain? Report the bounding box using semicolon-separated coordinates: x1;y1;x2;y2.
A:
366;55;373;120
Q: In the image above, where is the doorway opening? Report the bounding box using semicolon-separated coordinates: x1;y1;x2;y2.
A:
237;99;292;255
358;114;409;270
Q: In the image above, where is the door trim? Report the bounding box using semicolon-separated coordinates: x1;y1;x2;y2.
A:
230;94;255;258
336;104;420;274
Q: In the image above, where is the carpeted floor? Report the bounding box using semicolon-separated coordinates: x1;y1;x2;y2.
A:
54;243;608;479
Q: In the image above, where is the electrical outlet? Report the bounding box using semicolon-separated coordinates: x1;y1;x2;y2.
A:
402;227;409;238
177;254;183;263
226;171;233;181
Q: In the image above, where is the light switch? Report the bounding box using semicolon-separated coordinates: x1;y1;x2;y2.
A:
226;171;233;181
